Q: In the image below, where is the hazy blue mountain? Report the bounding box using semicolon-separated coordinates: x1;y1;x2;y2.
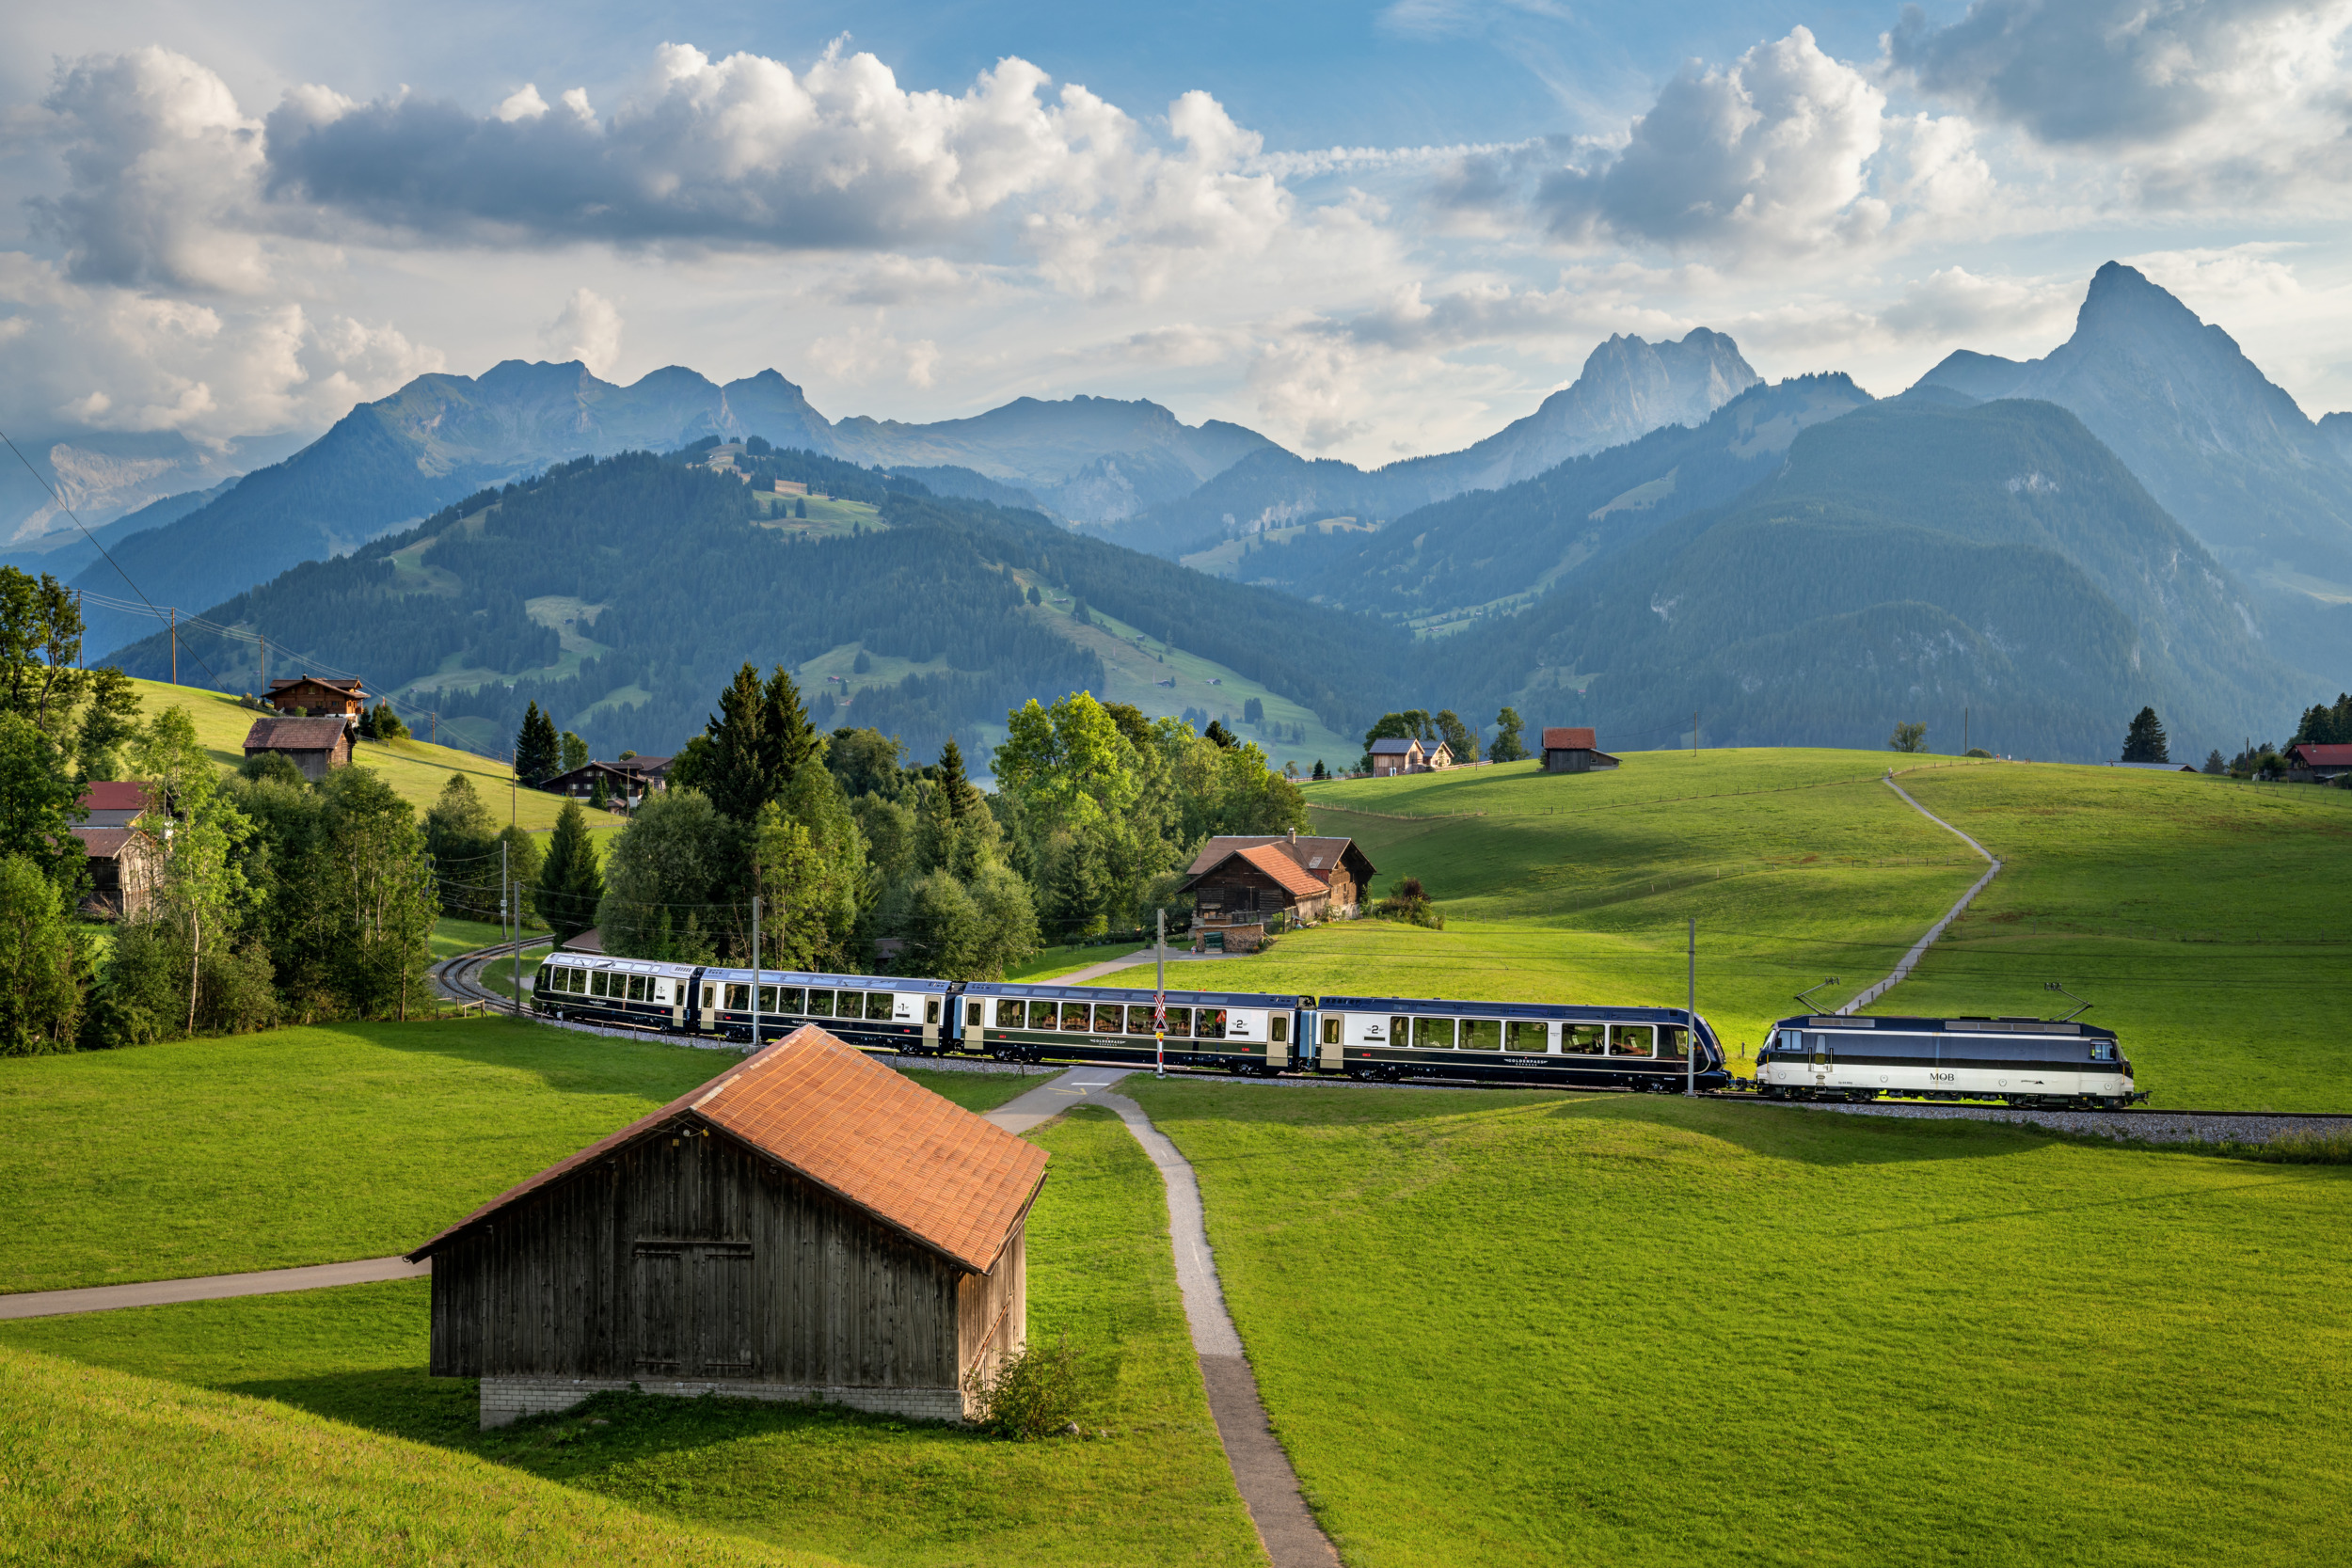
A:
1212;374;1869;623
1091;327;1759;558
1;477;233;584
1914;262;2352;680
1428;396;2302;761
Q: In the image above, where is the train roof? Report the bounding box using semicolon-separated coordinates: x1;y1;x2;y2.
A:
672;965;951;992
1317;992;1699;1022
1773;1013;2117;1038
965;980;1304;1008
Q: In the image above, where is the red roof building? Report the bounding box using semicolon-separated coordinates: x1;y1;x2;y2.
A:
2288;742;2352;780
76;780;159;828
1540;726;1619;775
410;1025;1048;1427
1178;831;1376;951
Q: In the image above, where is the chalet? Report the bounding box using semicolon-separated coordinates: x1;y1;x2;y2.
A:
241;716;352;782
408;1026;1047;1429
1179;829;1375;953
543;755;673;810
77;780;159;829
72;826;162;920
2288;742;2352;782
265;675;367;718
1367;736;1453;777
1541;727;1620;774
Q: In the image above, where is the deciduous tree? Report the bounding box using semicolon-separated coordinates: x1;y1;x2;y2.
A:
1489;706;1528;764
0;851;83;1053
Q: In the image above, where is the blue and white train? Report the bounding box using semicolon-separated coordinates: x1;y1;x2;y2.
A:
1756;1013;2144;1108
529;953;1735;1092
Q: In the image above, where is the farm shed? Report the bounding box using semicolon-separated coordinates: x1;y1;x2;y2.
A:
408;1026;1048;1428
71;826;161;920
77;780;159;829
2288;743;2352;782
265;674;367;717
1181;831;1375;952
1541;727;1620;774
241;716;352;781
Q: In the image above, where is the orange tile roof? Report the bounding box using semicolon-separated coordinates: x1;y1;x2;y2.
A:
1543;726;1598;750
1184;841;1329;898
409;1026;1048;1274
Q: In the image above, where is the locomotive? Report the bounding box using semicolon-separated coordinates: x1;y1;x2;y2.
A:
1756;1013;2144;1108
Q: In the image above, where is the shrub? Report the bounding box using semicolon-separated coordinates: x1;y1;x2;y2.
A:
1374;876;1444;929
962;1333;1085;1440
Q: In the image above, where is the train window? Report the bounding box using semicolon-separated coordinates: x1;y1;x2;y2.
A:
1609;1024;1654;1057
1270;1016;1288;1044
1507;1021;1548;1053
926;998;941;1025
1414;1017;1455;1050
1061;1003;1093;1033
1094;1004;1123;1034
1322;1016;1342;1046
2090;1040;2115;1061
1459;1019;1502;1051
1658;1025;1689;1060
701;985;716;1009
807;990;834;1018
590;972;611;998
993;999;1025;1028
724;983;749;1010
1126;1006;1154;1036
868;992;896;1022
775;988;802;1012
1384;1016;1408;1046
1563;1024;1605;1054
627;975;647;1002
757;985;777;1011
1165;1006;1192;1037
1197;1009;1228;1040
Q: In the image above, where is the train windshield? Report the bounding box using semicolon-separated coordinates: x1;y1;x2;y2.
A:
1658;1025;1689;1060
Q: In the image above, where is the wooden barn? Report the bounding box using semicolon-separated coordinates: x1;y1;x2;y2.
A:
266;674;368;717
1180;830;1375;952
71;826;161;920
1541;726;1620;774
407;1026;1047;1428
242;716;353;781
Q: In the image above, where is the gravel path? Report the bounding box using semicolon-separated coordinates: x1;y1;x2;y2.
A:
1773;1099;2343;1146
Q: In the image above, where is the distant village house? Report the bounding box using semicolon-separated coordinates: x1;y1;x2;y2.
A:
242;716;354;782
72;781;163;921
1180;830;1376;953
1541;727;1620;774
1368;736;1453;777
2288;743;2352;782
544;755;673;810
265;675;368;718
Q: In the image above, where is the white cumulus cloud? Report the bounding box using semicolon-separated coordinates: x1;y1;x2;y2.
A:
542;287;624;375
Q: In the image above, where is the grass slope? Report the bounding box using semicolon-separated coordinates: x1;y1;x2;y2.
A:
0;1344;826;1567
0;1107;1265;1568
0;1020;1034;1294
1125;1077;2352;1568
1229;750;2352;1108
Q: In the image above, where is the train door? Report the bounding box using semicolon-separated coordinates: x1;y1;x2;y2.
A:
1318;1012;1343;1070
922;995;941;1052
1809;1032;1833;1090
962;995;987;1052
1268;1011;1291;1069
667;975;685;1031
698;976;718;1034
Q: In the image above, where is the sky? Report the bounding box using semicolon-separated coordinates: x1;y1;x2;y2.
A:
6;0;2352;519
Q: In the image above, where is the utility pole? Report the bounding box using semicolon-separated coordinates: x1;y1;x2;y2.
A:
1692;711;1698;757
1964;706;1969;755
501;839;513;1016
1686;916;1696;1097
260;635;265;691
1154;907;1167;1080
750;895;762;1048
169;608;177;686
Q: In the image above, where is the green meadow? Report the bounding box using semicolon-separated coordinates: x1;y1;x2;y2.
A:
1124;1076;2352;1568
0;1089;1263;1568
1149;749;2352;1109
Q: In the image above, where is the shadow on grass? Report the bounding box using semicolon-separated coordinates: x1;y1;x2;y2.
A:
351;1015;732;1099
1678;1099;2071;1168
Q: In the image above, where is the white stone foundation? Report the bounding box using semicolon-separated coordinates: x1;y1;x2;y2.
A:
478;1374;966;1428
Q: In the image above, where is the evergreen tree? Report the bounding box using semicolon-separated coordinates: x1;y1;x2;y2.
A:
514;702;561;784
936;738;980;817
590;773;611;811
2121;706;2169;763
536;799;603;941
1312;758;1327;780
1204;719;1237;750
2203;748;2226;775
1489;706;1528;764
703;663;771;822
762;666;818;793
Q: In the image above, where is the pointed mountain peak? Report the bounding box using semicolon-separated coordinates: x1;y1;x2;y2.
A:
2074;261;2211;340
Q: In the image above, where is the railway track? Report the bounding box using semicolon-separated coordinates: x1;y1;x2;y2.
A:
431;938;553;1014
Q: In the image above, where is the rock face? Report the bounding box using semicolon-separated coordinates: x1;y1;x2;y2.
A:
1914;262;2352;609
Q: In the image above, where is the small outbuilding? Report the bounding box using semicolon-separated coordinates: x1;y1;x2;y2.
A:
77;780;160;828
72;826;162;920
1541;726;1620;774
408;1026;1048;1428
265;674;368;718
242;716;353;781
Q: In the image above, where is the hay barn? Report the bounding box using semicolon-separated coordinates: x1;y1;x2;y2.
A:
407;1026;1048;1427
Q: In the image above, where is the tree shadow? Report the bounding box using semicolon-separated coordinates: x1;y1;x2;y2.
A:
1562;1095;2068;1169
342;1014;731;1097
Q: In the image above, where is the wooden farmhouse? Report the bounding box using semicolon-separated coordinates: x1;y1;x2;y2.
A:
242;716;353;781
1180;830;1375;952
72;826;162;920
2288;742;2352;782
1541;726;1620;774
408;1026;1048;1428
266;674;368;717
1367;736;1453;777
543;755;673;810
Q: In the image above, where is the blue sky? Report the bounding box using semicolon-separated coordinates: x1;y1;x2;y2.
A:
6;1;2352;531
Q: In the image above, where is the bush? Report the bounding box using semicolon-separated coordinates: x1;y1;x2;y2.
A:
1374;875;1445;929
239;751;305;786
962;1333;1084;1439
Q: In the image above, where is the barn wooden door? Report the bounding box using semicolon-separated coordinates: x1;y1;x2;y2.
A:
634;1239;755;1379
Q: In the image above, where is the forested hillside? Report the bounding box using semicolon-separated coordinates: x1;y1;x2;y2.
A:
1423;398;2304;758
104;449;1413;762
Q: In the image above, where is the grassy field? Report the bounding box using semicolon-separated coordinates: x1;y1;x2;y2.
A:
121;675;619;837
1125;1076;2352;1568
1182;750;2352;1109
0;1343;828;1566
0;1019;1033;1294
0;1106;1265;1568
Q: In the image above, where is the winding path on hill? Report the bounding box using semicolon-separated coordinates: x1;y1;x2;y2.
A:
1836;771;2004;1016
985;1070;1343;1568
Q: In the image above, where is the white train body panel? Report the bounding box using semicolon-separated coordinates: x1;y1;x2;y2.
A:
1757;1016;2136;1102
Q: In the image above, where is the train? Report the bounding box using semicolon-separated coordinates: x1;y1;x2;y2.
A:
527;953;1736;1092
1756;1013;2145;1108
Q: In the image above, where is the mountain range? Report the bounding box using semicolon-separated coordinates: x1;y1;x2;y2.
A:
51;261;2352;763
